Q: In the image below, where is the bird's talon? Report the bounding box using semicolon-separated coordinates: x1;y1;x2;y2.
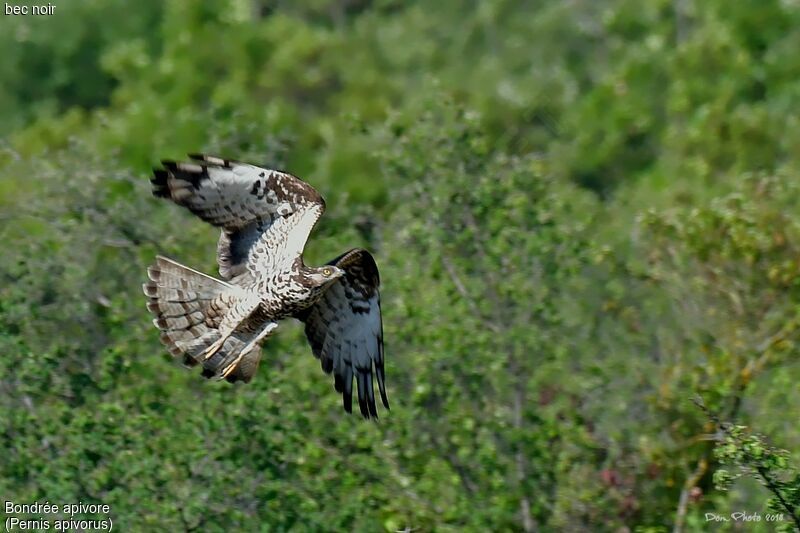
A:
220;361;239;378
203;337;226;361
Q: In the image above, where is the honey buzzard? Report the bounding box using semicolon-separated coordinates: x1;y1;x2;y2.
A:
143;154;388;419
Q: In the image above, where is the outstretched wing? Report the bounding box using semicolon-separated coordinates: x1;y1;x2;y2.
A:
152;154;325;283
297;248;388;419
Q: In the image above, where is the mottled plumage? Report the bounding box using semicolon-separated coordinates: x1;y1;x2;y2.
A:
143;154;388;418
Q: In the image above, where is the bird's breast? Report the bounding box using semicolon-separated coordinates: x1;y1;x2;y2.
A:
256;273;321;319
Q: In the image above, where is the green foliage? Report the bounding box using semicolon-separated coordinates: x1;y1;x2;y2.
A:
713;424;800;532
375;102;602;529
2;0;800;531
0;0;163;136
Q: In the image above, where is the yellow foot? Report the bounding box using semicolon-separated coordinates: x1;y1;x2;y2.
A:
202;334;229;361
219;322;278;379
220;355;245;379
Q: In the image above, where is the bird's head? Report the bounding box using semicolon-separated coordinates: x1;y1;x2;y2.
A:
308;265;345;287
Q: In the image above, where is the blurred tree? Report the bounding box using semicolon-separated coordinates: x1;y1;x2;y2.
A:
1;0;800;530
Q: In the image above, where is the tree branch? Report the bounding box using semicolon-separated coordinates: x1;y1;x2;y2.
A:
755;466;800;530
673;457;707;533
440;254;501;333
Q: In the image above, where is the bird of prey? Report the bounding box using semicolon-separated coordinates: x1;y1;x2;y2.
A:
143;154;388;418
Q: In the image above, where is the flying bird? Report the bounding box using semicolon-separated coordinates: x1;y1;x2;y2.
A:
143;154;388;418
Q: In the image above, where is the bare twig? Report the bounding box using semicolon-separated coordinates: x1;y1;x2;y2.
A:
440;255;501;333
673;457;708;533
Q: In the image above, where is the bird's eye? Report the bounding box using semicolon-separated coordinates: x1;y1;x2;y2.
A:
322;267;333;277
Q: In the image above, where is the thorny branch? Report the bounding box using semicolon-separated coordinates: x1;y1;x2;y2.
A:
691;397;800;531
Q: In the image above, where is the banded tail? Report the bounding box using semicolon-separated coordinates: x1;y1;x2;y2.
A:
143;256;262;382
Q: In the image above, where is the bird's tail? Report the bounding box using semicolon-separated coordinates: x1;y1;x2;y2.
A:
143;256;261;382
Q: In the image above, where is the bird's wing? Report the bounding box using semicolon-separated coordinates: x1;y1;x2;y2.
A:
296;248;388;419
152;154;325;282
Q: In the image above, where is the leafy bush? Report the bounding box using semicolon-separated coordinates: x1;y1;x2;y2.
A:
2;1;800;531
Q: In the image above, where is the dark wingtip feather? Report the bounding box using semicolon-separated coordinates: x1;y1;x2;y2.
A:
343;393;352;414
151;169;170;197
343;367;353;414
366;373;378;419
187;153;231;167
356;372;369;419
376;364;389;409
151;169;168;183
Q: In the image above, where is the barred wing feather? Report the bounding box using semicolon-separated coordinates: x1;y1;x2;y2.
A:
297;248;388;419
151;154;325;282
